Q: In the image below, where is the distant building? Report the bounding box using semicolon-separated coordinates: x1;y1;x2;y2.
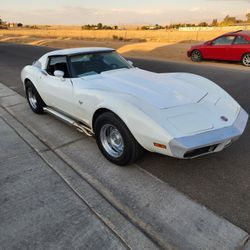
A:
0;22;7;29
7;23;23;28
8;23;16;28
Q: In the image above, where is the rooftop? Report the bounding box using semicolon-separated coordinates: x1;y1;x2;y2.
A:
46;47;114;57
227;30;250;36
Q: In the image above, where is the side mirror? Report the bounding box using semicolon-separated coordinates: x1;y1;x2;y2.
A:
127;60;134;66
204;41;212;46
54;70;64;78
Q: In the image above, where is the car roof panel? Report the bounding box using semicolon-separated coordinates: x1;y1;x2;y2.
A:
46;47;115;57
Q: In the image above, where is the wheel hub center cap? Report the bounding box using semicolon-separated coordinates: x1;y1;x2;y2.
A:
100;124;124;158
110;130;122;146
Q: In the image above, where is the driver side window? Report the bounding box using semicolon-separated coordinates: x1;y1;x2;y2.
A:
212;36;235;45
46;56;70;78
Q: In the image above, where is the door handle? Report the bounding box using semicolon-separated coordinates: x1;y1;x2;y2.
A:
41;70;47;76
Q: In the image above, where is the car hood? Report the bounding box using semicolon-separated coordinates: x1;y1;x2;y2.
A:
190;43;206;49
91;68;208;109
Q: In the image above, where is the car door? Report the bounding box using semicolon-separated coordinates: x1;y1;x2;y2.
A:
38;56;75;115
205;35;236;60
68;53;103;124
229;35;250;61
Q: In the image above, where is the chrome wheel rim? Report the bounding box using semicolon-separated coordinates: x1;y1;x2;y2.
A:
243;54;250;66
27;87;37;109
191;50;201;61
100;124;124;158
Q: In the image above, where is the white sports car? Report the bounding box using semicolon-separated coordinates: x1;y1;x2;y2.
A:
21;47;248;165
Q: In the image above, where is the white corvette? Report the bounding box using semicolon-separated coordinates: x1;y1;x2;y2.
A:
21;47;248;165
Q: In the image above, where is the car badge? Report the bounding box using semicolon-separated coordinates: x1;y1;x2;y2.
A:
220;116;228;122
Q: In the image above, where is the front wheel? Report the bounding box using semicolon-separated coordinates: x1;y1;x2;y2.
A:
242;53;250;67
94;112;144;166
191;50;203;62
25;81;45;114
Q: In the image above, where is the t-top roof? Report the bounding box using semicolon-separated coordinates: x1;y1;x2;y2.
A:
46;47;115;57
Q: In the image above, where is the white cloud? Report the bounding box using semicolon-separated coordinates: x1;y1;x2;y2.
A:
190;7;201;12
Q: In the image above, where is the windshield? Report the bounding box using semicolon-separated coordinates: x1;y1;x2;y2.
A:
69;51;132;78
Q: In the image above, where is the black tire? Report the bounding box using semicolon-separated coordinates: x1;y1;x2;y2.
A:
25;81;45;114
191;50;203;62
94;112;144;166
242;53;250;67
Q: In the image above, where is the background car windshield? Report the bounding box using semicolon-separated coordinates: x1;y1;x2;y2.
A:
70;51;132;77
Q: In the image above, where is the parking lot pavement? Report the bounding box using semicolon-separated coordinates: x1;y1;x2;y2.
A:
0;106;158;249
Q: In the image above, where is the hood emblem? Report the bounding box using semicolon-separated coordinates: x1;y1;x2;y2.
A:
220;116;228;122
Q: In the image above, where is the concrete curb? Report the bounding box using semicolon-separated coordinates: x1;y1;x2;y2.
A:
0;100;158;249
0;116;132;250
1;82;249;249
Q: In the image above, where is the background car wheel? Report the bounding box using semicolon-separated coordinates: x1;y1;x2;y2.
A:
242;53;250;67
25;81;45;114
191;50;203;62
94;112;144;166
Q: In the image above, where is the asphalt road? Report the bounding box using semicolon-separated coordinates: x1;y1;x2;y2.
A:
0;43;250;233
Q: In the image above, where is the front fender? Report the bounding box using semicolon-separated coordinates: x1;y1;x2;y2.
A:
79;90;174;154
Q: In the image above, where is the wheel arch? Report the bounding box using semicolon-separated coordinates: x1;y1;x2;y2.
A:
91;102;172;154
24;78;32;88
241;52;250;60
24;78;46;107
241;52;250;66
92;108;113;130
191;48;203;57
91;106;149;149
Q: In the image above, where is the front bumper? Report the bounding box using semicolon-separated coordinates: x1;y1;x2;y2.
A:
169;108;248;158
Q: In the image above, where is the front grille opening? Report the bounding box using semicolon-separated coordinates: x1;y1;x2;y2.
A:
184;144;219;158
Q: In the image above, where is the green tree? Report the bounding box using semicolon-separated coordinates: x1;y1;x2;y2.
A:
211;19;218;27
222;15;236;25
97;23;103;30
198;22;208;27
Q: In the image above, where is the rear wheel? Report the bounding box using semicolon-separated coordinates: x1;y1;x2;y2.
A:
94;112;144;166
191;50;203;62
242;53;250;67
25;81;45;114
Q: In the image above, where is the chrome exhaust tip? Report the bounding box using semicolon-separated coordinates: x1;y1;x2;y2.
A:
43;107;93;137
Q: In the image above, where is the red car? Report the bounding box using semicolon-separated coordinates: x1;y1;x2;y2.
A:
187;30;250;66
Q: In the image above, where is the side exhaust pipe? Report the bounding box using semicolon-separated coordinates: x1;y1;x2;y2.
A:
43;107;93;137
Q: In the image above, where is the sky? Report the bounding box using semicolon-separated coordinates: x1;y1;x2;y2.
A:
0;0;250;25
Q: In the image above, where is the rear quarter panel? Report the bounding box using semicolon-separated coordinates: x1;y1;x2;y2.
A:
228;44;250;61
21;65;40;91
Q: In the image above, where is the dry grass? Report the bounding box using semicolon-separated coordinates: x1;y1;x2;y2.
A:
0;28;244;43
1;27;250;70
